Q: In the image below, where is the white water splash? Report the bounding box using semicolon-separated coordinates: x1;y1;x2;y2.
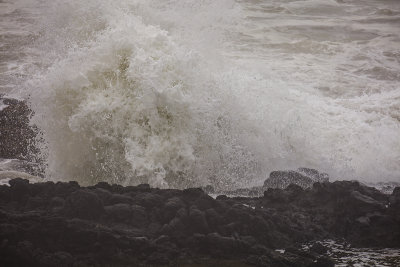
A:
2;0;398;188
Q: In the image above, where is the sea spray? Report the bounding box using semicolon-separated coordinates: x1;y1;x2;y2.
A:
17;0;400;188
25;0;263;189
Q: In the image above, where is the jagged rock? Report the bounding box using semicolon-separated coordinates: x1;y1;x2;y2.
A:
162;216;186;235
264;168;329;189
162;197;186;222
188;206;209;234
216;194;229;200
349;190;385;213
310;242;328;254
64;189;104;219
105;203;148;225
264;170;313;189
297;168;329;183
93;188;112;204
205;232;250;255
263;188;289;204
108;193;133;205
104;203;132;221
312;256;335;267
390;187;400;207
202;185;215;194
130;204;148;227
133;192;163;208
0;178;399;267
193;193;216;211
9;178;30;201
205;208;223;230
136;183;151;191
54;181;79;196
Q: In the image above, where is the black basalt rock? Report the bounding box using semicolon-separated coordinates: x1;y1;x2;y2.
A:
389;187;400;206
64;189;104;219
133;192;163;208
264;168;330;189
9;178;31;201
0;178;398;266
188;206;210;234
162;196;186;222
104;203;132;221
310;242;328;255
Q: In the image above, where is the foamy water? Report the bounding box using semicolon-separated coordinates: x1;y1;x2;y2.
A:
1;0;400;189
302;240;400;266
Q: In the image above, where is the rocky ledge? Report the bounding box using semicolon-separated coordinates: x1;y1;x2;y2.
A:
0;178;399;266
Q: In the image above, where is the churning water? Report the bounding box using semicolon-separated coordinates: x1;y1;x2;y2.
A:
1;0;400;189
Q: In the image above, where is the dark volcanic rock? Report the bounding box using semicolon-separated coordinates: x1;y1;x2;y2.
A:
9;177;31;201
263;168;329;189
0;178;399;267
264;170;313;189
64;189;104;219
297;168;329;183
310;242;328;255
390;187;400;208
188;206;210;234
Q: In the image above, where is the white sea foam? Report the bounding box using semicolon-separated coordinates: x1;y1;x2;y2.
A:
3;0;399;188
302;240;400;266
0;99;8;111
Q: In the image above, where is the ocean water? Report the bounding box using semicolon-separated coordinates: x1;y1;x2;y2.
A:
1;0;400;189
302;240;400;266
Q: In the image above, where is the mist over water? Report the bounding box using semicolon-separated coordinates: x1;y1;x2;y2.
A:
2;0;400;189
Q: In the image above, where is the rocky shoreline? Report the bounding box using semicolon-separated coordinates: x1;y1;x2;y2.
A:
0;178;399;266
1;96;399;266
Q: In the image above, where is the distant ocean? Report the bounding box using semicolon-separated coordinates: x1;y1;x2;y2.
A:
1;0;400;189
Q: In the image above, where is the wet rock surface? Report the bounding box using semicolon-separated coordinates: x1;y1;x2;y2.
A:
0;178;399;266
263;168;329;189
217;168;331;197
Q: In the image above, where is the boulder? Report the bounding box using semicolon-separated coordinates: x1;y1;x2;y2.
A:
349;190;385;213
9;178;31;201
162;197;186;222
297;168;329;183
205;233;250;255
131;204;148;227
64;190;104;219
309;242;328;255
133;192;163;208
104;203;132;221
264;170;314;189
108;194;133;205
188;206;209;234
264;168;329;189
390;187;400;206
